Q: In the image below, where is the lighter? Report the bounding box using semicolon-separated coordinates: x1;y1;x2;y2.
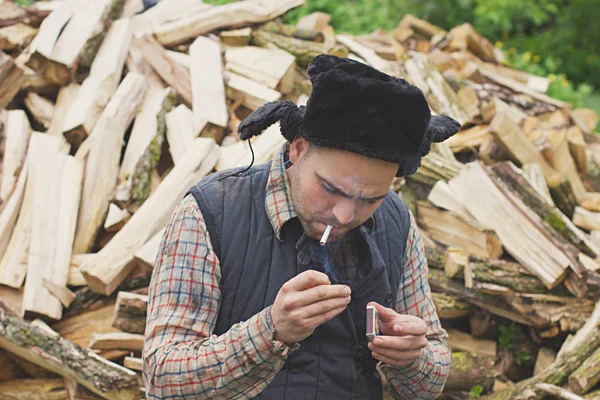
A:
366;304;380;342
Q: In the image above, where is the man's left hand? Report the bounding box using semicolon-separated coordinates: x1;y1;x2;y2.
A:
367;302;428;367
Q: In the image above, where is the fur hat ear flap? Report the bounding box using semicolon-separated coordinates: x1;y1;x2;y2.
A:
419;114;461;156
237;100;303;142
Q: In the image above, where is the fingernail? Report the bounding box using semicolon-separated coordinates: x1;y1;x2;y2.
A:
345;286;351;295
395;324;403;332
345;295;351;302
374;338;383;345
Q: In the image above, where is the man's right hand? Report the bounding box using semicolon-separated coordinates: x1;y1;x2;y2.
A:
270;270;351;344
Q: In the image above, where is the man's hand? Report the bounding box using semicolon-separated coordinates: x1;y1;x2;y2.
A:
271;270;351;344
367;302;429;367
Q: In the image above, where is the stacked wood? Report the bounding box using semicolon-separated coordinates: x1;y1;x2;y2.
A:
1;2;600;399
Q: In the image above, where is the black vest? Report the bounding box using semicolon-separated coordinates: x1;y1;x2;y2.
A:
186;163;411;400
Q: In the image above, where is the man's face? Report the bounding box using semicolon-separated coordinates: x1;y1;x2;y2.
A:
286;138;398;242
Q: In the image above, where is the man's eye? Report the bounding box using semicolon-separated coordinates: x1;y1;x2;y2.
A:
322;184;337;195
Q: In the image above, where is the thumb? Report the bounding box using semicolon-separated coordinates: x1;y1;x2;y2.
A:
367;302;396;322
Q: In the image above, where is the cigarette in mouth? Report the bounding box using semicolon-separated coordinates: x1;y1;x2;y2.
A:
320;225;333;246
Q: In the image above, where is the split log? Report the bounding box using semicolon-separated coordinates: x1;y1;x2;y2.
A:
536;384;586;400
104;204;131;233
262;20;325;43
0;378;69;400
427;180;473;221
464;257;546;294
112;292;148;335
0;23;37;52
457;85;481;123
53;304;119;349
482;97;527;125
568;126;587;174
46;82;79;139
0;134;63;288
488;112;563;187
165;104;196;164
225;71;282;110
189;36;227;141
431;292;474;319
62;18;132;150
0;110;31;203
114;86;176;212
446;329;496;357
220;27;253;47
571;108;599;134
0;50;25;110
444;248;469;278
22;147;82;320
132;228;165;270
445;352;496;393
444;125;491;153
0;1;51;29
89;332;144;352
73;72;148;254
395;14;447;40
335;34;393;74
153;0;305;47
131;0;212;37
125;45;165;89
534;347;556;376
417;201;503;259
0;302;139;400
573;207;600;231
296;11;331;32
446;23;498;63
81;138;219;295
411;150;464;186
224;45;296;94
23;92;54;131
131;35;192;106
123;357;142;372
569;346;600;395
522;163;554;205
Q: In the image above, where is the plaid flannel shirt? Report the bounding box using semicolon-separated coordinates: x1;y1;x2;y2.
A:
143;144;451;399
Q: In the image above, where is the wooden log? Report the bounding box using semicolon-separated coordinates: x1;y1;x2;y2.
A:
464;257;546;294
534;347;556;376
571;108;599;133
489;112;563;188
224;45;296;94
104;204;131;233
446;329;496;357
417;201;503;259
62;18;132;150
133;227;165;271
73;72;148;254
154;0;305;46
225;71;282;110
125;45;165;89
46;83;79;140
132;35;192;106
569;346;600;395
444;248;469;278
0;110;31;203
584;390;600;400
444;124;491;153
427;180;473;221
112;292;148;335
131;0;211;37
0;1;51;29
114;86;176;213
189;36;227;141
165;104;196;164
482;97;527;125
448;162;572;290
24;92;54;131
0;50;25;110
573;207;600;231
89;332;144;352
0;378;69;400
536;384;586;400
522;163;554;206
395;14;446;40
445;352;496;393
568;126;587;174
0;302;139;400
81;138;219;295
123;357;142;372
220;27;253;47
296;11;331;32
251;28;348;69
52;304;119;349
68;254;92;287
0;23;37;52
42;279;76;308
0;134;63;288
431;292;474;319
22;147;82;320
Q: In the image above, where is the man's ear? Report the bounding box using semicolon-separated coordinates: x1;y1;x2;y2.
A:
289;137;310;164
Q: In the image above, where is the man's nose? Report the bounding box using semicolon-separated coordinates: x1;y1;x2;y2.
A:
332;199;355;226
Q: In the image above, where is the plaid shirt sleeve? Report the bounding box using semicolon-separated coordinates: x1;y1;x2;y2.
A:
142;195;296;399
380;211;452;399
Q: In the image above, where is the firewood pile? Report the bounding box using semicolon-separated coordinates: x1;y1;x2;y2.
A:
1;0;600;398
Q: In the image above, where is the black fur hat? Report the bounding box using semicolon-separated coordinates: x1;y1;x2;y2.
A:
237;54;461;176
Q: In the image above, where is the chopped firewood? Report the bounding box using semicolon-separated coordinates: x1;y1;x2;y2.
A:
46;82;79;140
42;278;76;308
396;14;446;40
568;346;600;395
225;71;282;110
0;134;63;289
448;162;574;290
165;104;196;164
444;248;470;278
446;23;499;63
189;36;227;141
114;87;176;212
571;108;599;134
0;110;31;203
68;255;89;287
112;292;148;335
0;285;23;319
482;97;527;125
464;257;546;294
489;112;563;188
444;124;491;152
537;109;570;129
417;201;503;259
533;347;556;377
123;357;142;372
73;72;148;254
522;163;555;205
573;207;600;231
0;50;25;110
447;329;497;357
0;302;139;400
457;85;481;122
296;11;331;32
154;0;305;47
132;35;192;106
481;62;550;93
104;204;131;233
0;23;37;51
165;49;190;69
431;292;474;319
445;352;496;393
52;304;119;349
131;0;211;37
427;180;473;221
62;18;132;150
0;378;69;399
567;126;587;174
336;34;393;75
0;1;50;29
81;138;219;295
89;332;144;352
536;383;586;400
133;227;165;271
22;146;82;320
220;27;253;46
24;92;54;130
224;45;296;94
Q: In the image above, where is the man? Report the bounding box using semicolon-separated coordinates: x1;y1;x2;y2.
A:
143;54;460;399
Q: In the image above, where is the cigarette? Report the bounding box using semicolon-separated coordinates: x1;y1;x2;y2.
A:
319;225;333;246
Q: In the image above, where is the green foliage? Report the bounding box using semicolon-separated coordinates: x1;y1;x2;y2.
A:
469;384;484;398
498;321;521;350
15;0;37;5
515;349;532;366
